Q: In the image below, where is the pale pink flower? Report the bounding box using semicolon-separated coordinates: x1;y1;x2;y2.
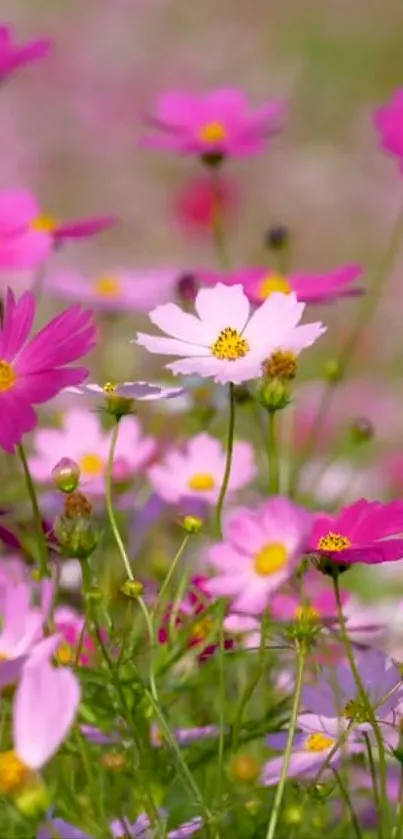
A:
148;432;256;504
29;408;156;492
136;284;325;385
0;580;59;688
204;498;311;614
0;190;52;269
46;268;180;312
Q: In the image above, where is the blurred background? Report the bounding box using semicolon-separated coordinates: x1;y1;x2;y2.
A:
3;0;403;597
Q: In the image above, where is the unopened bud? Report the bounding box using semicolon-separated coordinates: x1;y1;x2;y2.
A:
54;515;100;560
284;806;303;825
230;753;260;782
182;515;203;534
64;491;92;519
323;358;342;382
176;272;198;303
350;417;374;445
51;457;80;493
308;552;351;578
257;378;290;413
265;224;290;251
262;351;297;382
121;579;144;598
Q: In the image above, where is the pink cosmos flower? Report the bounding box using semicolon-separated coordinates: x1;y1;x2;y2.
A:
204;498;311;614
0;289;96;453
0;580;59;689
198;264;363;305
148;431;256;505
46;267;179;311
29;408;156;491
270;572;348;624
374;90;403;167
261;713;365;786
0;190;53;269
136;284;325;385
142;88;284;161
0;658;80;793
51;215;116;246
53;606;99;668
308;499;403;565
0;25;50;83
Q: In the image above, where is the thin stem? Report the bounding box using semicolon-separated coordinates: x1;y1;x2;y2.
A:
265;642;306;839
289;200;403;495
392;764;403;839
152;533;190;615
332;769;364;839
105;420;133;581
364;732;383;839
215;382;236;538
17;442;49;578
333;576;390;835
268;411;280;494
216;606;227;810
210;167;230;269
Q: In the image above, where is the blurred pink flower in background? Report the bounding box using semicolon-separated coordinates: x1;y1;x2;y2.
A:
148;431;256;504
270;570;349;623
173;174;238;238
0;290;96;453
54;606;99;667
47;268;180;312
0;24;51;83
198;264;364;305
205;498;311;614
0;190;52;269
374;89;403;168
29;408;156;491
142;88;284;160
136;284;326;385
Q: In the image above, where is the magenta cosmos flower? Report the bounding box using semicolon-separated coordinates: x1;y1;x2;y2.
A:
0;25;50;83
374;90;403;167
0;289;96;453
148;431;256;505
46;267;179;312
29;407;156;491
309;499;403;565
136;284;325;385
142;88;284;162
261;713;365;786
198;264;363;305
0;658;80;796
204;498;311;614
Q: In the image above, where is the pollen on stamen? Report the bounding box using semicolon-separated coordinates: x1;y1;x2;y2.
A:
318;532;352;552
211;327;250;361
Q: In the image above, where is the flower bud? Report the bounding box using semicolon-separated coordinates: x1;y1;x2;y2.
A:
323;358;342;382
121;579;144;598
265;224;290;251
230;753;260;782
51;457;80;493
176;272;198;303
54;515;101;560
308;551;351;578
350;417;374;445
182;515;203;534
64;491;93;519
257;379;290;413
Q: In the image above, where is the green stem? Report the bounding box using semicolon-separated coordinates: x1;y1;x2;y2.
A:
265;642;306;839
216;606;227;810
152;533;190;615
332;769;364;839
268;411;280;494
333;576;390;835
364;732;384;839
211;168;230;269
17;442;49;578
289;200;403;496
215;382;236;538
392;765;403;839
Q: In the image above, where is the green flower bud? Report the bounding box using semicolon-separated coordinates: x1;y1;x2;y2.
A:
54;515;101;560
121;579;144;598
182;515;203;534
51;457;80;493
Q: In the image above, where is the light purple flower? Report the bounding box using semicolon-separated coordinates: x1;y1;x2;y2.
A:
0;580;59;688
37;818;92;839
68;381;186;402
261;714;365;786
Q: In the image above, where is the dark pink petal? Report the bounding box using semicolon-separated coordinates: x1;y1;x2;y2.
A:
332;539;403;565
308;513;337;549
13;367;89;404
0;391;37;452
53;215;117;241
16;307;96;373
0;290;35;360
0;230;52;269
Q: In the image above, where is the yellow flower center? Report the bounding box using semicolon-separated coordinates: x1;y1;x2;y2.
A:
259;274;292;299
254;543;288;576
94;276;121;298
211;327;250;361
31;213;57;233
318;532;352;552
187;473;216;492
0;751;30;794
305;733;335;752
79;453;104;477
0;360;16;392
295;604;320;622
55;642;74;665
199;122;227;144
192;615;214;640
103;382;116;393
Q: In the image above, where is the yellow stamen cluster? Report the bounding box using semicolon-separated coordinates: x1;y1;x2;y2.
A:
318;532;351;552
254;543;288;576
211;327;249;361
